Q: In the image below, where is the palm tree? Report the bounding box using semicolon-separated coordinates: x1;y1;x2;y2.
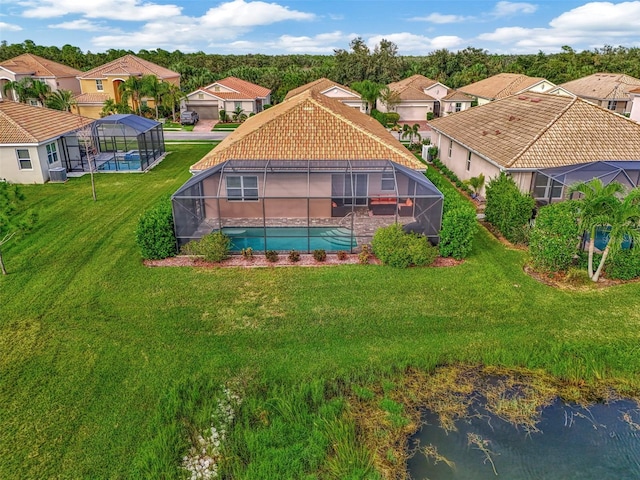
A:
46;90;76;112
119;76;144;115
232;106;247;123
568;178;625;279
3;78;34;103
29;80;51;106
141;75;164;119
401;123;421;145
591;188;640;282
161;83;185;122
351;80;383;115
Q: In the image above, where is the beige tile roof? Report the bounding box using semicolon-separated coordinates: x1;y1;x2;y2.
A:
630;87;640;94
213;77;270;98
394;85;436;101
0;99;93;144
0;53;82;78
441;90;474;101
74;93;111;104
284;78;360;101
191;90;422;171
459;73;549;101
388;74;438;92
428;92;640;170
560;73;640;100
79;54;179;80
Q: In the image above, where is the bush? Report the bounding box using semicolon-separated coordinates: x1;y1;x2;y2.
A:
439;206;477;259
241;247;254;260
263;104;272;110
265;250;278;262
358;245;372;264
564;267;591;285
604;248;640;280
485;172;535;244
372;224;437;267
135;197;177;260
337;250;348;261
426;112;435;120
197;231;231;262
313;249;327;262
385;112;400;126
288;250;301;262
528;201;580;272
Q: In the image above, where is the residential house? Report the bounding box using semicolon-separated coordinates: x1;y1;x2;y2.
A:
560;73;640;115
377;74;468;122
182;76;271;120
0;99;92;183
73;54;180;119
458;73;556;106
0;53;82;104
428;92;640;203
629;87;640;122
172;89;443;250
284;78;365;112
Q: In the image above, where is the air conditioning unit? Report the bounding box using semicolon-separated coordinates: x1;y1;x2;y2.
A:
49;167;68;183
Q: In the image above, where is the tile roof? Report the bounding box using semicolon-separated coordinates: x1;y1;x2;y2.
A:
388;74;439;91
0;100;93;144
284;78;361;101
212;77;270;98
630;87;640;94
0;53;82;78
441;90;474;101
428;92;640;170
191;90;422;171
79;54;179;79
74;92;111;104
393;85;436;101
560;73;640;100
459;73;549;101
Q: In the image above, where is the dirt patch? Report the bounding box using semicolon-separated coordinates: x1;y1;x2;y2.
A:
523;264;635;290
144;254;463;269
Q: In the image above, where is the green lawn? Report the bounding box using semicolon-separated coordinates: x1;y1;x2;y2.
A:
212;122;241;130
2;144;640;478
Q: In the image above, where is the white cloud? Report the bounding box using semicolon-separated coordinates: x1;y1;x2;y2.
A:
492;1;538;17
367;33;464;54
478;1;640;52
49;19;110;31
200;0;314;28
209;31;352;54
0;21;22;31
411;13;473;24
20;0;181;20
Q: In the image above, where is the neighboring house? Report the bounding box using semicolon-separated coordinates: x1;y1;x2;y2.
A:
560;72;640;115
172;89;443;249
428;92;640;203
440;90;475;117
284;78;365;112
0;53;82;104
73;54;180;119
458;73;556;105
378;74;457;121
182;76;271;120
629;87;640;122
0;99;92;183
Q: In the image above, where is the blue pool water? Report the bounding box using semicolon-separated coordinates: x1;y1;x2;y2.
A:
593;228;632;250
221;226;356;252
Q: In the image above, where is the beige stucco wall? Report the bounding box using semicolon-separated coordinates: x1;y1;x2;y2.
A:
394;103;433;122
441;100;473;116
526;80;556;94
630;94;640;122
424;84;449;100
476;97;491;106
73;104;103;119
56;76;81;95
0;143;53;184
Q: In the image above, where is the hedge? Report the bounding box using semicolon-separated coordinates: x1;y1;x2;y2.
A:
485;172;535;244
529;201;580;272
135;196;177;260
372;224;437;267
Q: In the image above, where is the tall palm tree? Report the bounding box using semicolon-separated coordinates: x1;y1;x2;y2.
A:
3;78;34;103
45;89;76;112
29;80;51;106
568;178;625;278
119;76;144;115
141;75;164;119
401;123;421;145
351;80;383;115
161;83;185;122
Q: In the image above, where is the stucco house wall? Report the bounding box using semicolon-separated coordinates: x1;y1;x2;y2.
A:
630;93;640;122
0;138;65;184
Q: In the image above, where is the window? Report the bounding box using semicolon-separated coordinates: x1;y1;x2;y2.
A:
466;151;472;171
96;79;104;91
448;139;453;157
214;86;220;91
46;142;58;164
234;101;242;110
381;171;395;191
16;149;32;170
455;102;462;112
28;99;39;106
198;93;204;99
607;100;618;111
226;175;258;201
533;173;563;200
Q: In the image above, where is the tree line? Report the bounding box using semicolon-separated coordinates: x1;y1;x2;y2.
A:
2;39;640;104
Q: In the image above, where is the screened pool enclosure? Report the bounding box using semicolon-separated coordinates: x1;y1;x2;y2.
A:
172;160;444;252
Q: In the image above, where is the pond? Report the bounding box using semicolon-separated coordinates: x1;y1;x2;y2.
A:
407;399;640;479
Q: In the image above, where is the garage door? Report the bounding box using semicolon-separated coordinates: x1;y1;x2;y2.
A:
191;105;219;120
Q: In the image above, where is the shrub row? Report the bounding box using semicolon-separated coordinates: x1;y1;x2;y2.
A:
576;249;640;280
182;231;231;263
485;172;535;245
372;224;438;268
431;157;474;196
371;109;400;128
135;196;177;260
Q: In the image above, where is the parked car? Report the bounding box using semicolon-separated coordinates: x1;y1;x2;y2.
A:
180;111;199;125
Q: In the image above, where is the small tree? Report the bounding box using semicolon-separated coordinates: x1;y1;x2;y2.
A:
76;122;97;201
0;182;37;275
135;197;177;260
378;86;401;112
464;174;485;197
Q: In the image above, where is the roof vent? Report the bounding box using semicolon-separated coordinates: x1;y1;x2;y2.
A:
482;130;488;136
495;130;501;135
518;96;528;100
530;98;541;103
508;115;516;121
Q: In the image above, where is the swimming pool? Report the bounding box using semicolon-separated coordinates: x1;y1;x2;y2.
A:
221;227;356;252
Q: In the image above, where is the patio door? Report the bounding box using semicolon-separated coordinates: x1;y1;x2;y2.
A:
344;173;368;206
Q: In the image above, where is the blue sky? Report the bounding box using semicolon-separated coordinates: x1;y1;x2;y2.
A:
1;0;640;55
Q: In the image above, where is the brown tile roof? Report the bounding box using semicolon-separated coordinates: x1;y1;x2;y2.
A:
191;90;422;171
630;87;640;94
0;53;82;78
428;92;640;170
441;90;474;101
459;73;549;101
79;54;179;80
388;74;438;92
284;78;360;101
393;85;436;101
0;100;92;144
213;77;270;98
74;93;111;104
560;73;640;100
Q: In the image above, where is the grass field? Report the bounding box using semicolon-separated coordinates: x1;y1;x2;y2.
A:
2;144;640;478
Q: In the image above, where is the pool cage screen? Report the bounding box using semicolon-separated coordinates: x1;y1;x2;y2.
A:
172;159;444;253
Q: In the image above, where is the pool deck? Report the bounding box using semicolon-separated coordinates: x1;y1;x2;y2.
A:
192;207;415;250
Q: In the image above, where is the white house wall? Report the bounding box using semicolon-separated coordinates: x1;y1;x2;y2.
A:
0;144;46;183
395;103;433;122
630;94;640;122
441;101;473;116
526;80;555;94
424;84;449;100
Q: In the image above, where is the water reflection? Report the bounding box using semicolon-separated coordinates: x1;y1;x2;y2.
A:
408;399;640;479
